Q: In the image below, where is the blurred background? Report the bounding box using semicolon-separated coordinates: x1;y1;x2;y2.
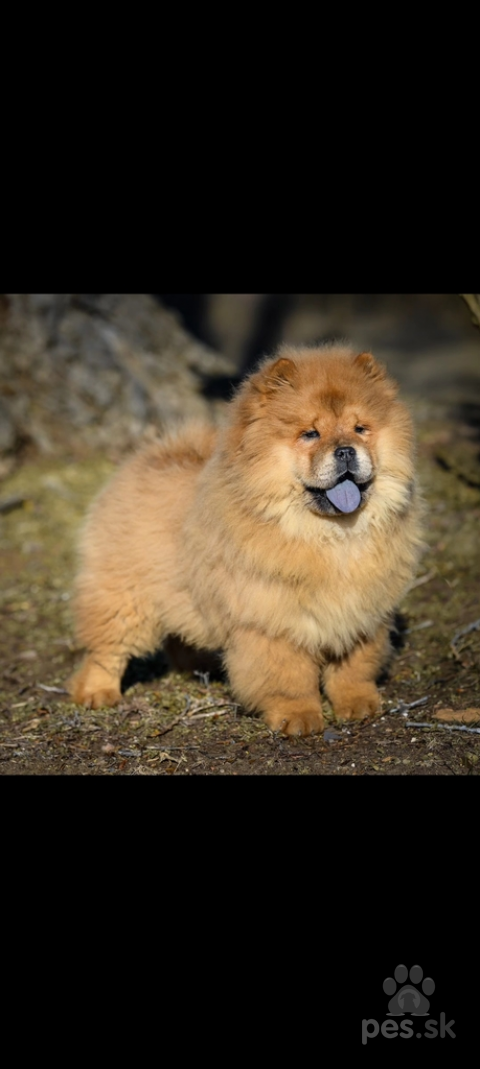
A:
161;293;479;390
1;293;479;463
160;293;480;402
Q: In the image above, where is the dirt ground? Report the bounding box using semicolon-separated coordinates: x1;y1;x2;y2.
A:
1;295;480;775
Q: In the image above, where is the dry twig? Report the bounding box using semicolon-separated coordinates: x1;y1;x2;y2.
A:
36;683;70;694
389;696;429;715
152;698;238;737
406;720;480;736
409;569;436;590
450;617;480;660
181;701;239;722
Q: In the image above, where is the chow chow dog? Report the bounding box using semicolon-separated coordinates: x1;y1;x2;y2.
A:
69;344;423;735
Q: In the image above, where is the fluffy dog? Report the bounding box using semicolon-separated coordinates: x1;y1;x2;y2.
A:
69;344;423;735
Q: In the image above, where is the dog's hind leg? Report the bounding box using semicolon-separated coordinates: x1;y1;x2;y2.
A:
68;588;164;709
69;649;129;709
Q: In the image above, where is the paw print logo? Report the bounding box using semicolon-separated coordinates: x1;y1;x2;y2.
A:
383;964;435;1016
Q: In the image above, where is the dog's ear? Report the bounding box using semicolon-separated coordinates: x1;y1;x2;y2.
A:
354;351;398;397
354;351;387;381
254;357;299;394
353;352;384;379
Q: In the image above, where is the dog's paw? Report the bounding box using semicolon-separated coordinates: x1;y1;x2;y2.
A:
264;706;325;737
333;684;382;722
84;687;122;709
67;649;124;709
69;664;122;709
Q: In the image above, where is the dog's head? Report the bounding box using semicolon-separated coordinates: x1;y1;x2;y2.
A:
225;345;415;522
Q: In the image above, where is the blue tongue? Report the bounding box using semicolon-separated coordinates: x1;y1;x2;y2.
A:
325;479;361;513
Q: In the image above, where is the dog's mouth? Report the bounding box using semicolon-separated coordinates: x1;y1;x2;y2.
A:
305;474;372;515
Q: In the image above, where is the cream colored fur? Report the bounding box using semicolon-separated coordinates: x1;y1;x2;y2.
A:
69;344;423;735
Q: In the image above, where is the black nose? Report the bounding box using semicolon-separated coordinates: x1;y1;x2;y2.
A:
334;446;356;461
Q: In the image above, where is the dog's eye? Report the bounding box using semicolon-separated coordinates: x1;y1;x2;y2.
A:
355;425;366;434
301;429;320;440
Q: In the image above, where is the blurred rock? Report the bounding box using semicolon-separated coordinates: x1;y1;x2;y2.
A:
0;294;235;458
